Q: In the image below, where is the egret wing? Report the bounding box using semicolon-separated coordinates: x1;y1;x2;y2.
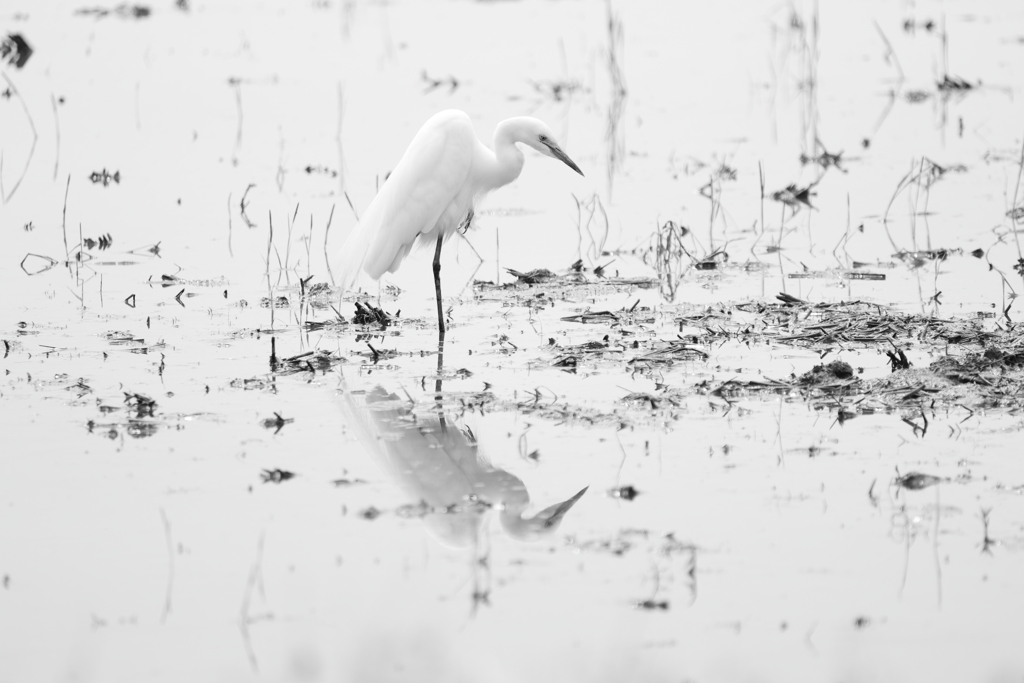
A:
336;111;476;287
338;384;483;547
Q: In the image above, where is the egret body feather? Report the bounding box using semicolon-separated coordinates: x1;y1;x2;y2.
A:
335;109;583;331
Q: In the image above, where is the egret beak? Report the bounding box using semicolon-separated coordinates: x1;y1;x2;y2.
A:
500;485;589;541
543;140;584;177
531;485;589;528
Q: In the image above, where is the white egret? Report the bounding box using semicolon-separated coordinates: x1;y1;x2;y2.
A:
336;110;584;334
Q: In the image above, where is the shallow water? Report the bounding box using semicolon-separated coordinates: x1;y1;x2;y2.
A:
2;1;1024;681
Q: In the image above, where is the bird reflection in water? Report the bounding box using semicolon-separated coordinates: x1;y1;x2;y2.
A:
340;366;587;608
341;386;587;544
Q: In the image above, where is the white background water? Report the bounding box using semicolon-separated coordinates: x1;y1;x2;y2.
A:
2;1;1024;681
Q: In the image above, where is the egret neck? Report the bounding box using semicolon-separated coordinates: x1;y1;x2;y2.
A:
476;117;534;191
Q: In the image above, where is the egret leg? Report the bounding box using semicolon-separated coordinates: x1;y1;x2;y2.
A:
435;333;446;418
460;209;474;234
433;233;445;336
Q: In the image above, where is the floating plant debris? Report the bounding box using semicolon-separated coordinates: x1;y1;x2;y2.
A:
610;485;640;501
83;234;113;250
886;348;911;371
75;5;151;19
274;349;345;375
0;33;32;69
561;310;618;324
230;378;272;391
937;74;974;92
260;296;290;309
506;268;557;284
531;78;585;102
261;412;294;434
88;169;120;186
123;392;157;418
352;301;392;327
770;182;817;211
421;70;459;93
359;506;381;520
800;144;845;172
303;164;338;177
332;478;367;487
797;361;854;385
894;471;946;491
261;469;296;484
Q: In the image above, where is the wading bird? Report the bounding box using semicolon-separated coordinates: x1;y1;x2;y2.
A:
336;110;583;334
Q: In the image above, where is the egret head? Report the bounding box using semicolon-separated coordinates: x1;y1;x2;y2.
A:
499;485;589;541
519;119;585;177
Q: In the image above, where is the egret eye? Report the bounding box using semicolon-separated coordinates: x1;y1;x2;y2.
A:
539;134;548;143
